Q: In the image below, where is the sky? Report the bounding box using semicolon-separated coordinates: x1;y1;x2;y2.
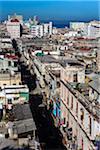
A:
0;0;100;26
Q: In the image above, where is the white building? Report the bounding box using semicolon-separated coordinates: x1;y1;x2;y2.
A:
0;56;18;72
43;22;53;36
0;85;29;107
31;22;52;37
6;18;21;39
70;22;88;33
31;25;43;37
87;22;100;38
49;22;53;35
52;27;58;34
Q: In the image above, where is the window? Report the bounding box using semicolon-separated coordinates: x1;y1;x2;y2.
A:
80;108;84;124
82;139;84;150
76;102;78;117
8;99;12;104
67;92;69;105
64;87;66;101
14;61;17;67
73;73;78;82
57;81;60;88
8;61;11;67
71;96;73;109
64;117;66;124
89;117;92;136
14;97;18;101
92;88;94;94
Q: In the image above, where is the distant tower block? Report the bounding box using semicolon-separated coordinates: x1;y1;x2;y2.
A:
49;22;53;35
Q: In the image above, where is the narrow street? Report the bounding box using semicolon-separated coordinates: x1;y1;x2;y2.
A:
19;57;66;150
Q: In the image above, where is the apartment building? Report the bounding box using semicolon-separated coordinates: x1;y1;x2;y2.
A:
70;21;100;38
87;21;100;39
30;22;52;37
0;85;29;107
0;71;21;87
33;55;61;88
60;59;100;149
0;55;18;72
31;25;44;37
6;18;21;39
70;22;87;32
48;69;61;127
0;36;12;49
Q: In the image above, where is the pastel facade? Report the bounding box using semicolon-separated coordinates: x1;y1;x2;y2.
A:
60;60;100;150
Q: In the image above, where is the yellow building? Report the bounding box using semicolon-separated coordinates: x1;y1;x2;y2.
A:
0;71;21;87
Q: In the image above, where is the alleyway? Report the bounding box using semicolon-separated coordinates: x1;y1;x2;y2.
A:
19;59;66;150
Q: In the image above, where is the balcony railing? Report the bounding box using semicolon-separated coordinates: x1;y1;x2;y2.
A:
61;80;100;121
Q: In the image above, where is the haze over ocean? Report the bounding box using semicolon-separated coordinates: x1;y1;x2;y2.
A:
0;0;99;27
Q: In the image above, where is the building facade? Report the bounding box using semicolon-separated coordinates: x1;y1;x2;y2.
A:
7;18;21;39
0;85;29;108
60;60;100;149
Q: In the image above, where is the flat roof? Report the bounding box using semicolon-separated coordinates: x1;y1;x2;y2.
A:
60;59;84;68
89;75;100;94
13;104;36;134
37;55;59;64
13;103;32;120
14;118;36;134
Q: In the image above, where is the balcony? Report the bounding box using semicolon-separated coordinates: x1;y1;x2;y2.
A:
61;80;100;121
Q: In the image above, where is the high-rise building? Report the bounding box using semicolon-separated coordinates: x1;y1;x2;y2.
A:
43;23;49;36
31;25;43;37
49;22;53;35
6;18;21;39
87;21;100;38
70;22;87;32
43;22;53;36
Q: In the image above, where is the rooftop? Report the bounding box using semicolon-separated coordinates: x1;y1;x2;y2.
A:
13;104;36;134
14;118;36;135
37;55;59;64
10;18;19;22
89;74;100;94
13;103;32;120
61;59;84;68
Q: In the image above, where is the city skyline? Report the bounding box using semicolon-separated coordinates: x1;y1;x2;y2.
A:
0;1;100;149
